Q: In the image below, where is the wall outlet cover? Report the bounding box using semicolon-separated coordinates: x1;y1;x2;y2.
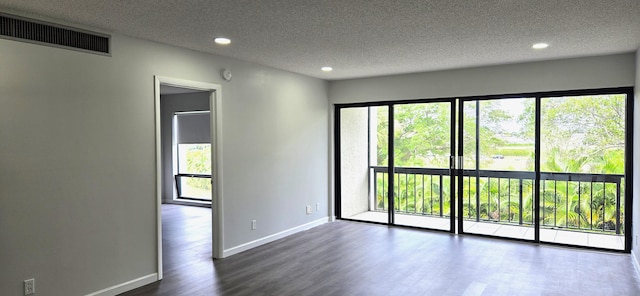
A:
24;278;35;295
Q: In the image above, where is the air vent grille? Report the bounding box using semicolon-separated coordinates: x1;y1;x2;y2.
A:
0;13;110;55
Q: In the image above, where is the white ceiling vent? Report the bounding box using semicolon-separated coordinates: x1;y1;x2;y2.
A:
0;12;110;55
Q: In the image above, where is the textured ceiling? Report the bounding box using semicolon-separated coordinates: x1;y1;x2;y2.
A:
1;1;639;80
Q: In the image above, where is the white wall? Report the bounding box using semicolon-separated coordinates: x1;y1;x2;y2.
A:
633;49;640;266
160;93;210;203
0;19;328;296
329;53;635;103
339;107;370;217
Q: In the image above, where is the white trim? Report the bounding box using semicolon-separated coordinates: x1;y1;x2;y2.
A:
154;76;224;282
153;78;163;279
223;217;330;257
212;87;225;259
328;106;335;220
85;273;157;296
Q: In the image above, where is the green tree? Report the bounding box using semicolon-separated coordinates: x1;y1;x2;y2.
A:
392;103;451;167
185;144;212;193
520;95;626;174
372;94;626;234
378;101;514;169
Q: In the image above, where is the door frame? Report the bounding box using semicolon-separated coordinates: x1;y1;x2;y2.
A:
154;76;224;280
455;96;540;242
335;98;457;232
389;100;457;231
335;87;633;253
455;88;633;252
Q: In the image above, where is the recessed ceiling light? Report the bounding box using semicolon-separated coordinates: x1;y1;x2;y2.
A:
532;43;549;49
214;37;231;45
321;66;333;72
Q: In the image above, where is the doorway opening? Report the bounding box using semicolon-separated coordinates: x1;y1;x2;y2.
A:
154;76;223;280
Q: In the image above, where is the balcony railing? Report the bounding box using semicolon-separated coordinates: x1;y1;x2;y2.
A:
371;166;624;235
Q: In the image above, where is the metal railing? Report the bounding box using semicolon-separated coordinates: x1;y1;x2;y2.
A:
371;166;624;234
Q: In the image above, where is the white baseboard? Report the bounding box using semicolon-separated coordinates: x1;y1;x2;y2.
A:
85;273;158;296
223;217;329;257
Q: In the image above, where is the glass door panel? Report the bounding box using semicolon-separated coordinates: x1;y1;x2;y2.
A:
337;90;630;252
393;102;453;231
460;98;536;240
539;94;626;250
339;106;389;224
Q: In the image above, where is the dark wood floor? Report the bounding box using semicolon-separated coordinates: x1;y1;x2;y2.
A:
120;204;640;296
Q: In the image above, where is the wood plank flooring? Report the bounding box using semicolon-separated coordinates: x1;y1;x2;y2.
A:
120;204;640;296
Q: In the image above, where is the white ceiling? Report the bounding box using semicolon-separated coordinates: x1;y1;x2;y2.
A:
1;1;639;80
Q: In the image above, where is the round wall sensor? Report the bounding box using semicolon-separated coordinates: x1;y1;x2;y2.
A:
222;69;232;81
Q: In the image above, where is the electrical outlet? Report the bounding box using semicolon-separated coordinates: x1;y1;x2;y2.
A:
24;278;35;295
306;205;312;215
316;203;320;211
251;220;257;230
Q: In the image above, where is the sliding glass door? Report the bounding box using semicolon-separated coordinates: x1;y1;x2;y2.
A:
458;98;536;240
539;93;628;250
337;101;455;231
336;87;632;251
392;102;454;231
338;106;389;224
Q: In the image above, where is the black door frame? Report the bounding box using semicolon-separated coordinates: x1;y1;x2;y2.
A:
456;96;540;243
335;86;633;252
335;99;457;232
